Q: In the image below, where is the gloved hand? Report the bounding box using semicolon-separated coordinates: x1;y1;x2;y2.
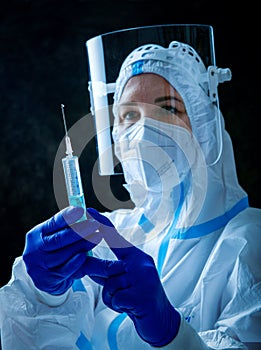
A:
86;208;181;347
23;206;118;295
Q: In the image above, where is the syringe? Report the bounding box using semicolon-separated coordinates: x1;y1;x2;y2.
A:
61;104;87;222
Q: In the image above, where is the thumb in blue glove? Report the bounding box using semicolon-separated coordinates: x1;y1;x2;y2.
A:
86;208;181;347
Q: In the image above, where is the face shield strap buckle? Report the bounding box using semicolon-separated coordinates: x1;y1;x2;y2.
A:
203;66;232;102
88;81;116;97
88;81;116;115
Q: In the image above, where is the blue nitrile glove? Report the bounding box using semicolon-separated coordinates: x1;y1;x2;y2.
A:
86;208;181;347
23;206;123;295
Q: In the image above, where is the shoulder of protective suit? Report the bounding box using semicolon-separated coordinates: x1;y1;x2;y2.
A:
218;207;261;261
222;207;261;237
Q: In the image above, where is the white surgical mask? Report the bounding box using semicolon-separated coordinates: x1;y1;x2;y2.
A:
115;117;197;192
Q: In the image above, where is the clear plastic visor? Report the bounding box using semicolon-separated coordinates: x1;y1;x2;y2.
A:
86;24;229;175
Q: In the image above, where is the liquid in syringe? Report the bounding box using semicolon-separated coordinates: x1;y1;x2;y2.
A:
61;104;87;221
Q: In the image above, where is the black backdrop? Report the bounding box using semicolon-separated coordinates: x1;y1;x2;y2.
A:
0;0;260;288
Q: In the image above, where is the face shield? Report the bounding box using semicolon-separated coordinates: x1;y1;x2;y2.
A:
86;24;231;176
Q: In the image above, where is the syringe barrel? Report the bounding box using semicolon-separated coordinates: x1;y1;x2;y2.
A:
62;155;87;213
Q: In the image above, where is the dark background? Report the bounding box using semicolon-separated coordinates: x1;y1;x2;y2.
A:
0;0;260;288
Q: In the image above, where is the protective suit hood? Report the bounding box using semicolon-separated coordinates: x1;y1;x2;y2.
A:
112;42;248;238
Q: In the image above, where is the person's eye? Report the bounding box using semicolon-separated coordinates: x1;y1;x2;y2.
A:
161;105;179;114
120;110;140;122
155;105;179;118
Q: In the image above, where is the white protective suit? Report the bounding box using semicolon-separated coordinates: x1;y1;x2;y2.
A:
0;42;261;350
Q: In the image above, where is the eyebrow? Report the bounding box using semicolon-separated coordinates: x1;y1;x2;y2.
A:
118;102;139;107
154;96;182;103
118;96;183;107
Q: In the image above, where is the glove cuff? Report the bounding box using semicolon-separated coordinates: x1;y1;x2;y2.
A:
25;264;71;306
149;306;181;348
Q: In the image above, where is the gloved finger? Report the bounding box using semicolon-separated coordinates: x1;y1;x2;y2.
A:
102;274;131;309
41;206;85;236
46;255;125;283
71;219;102;244
75;256;126;281
89;275;107;286
42;219;101;251
86;207;114;226
51;251;88;279
43;239;94;268
109;289;136;314
87;208;142;259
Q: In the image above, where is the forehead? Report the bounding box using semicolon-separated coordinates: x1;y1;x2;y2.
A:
119;73;179;103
